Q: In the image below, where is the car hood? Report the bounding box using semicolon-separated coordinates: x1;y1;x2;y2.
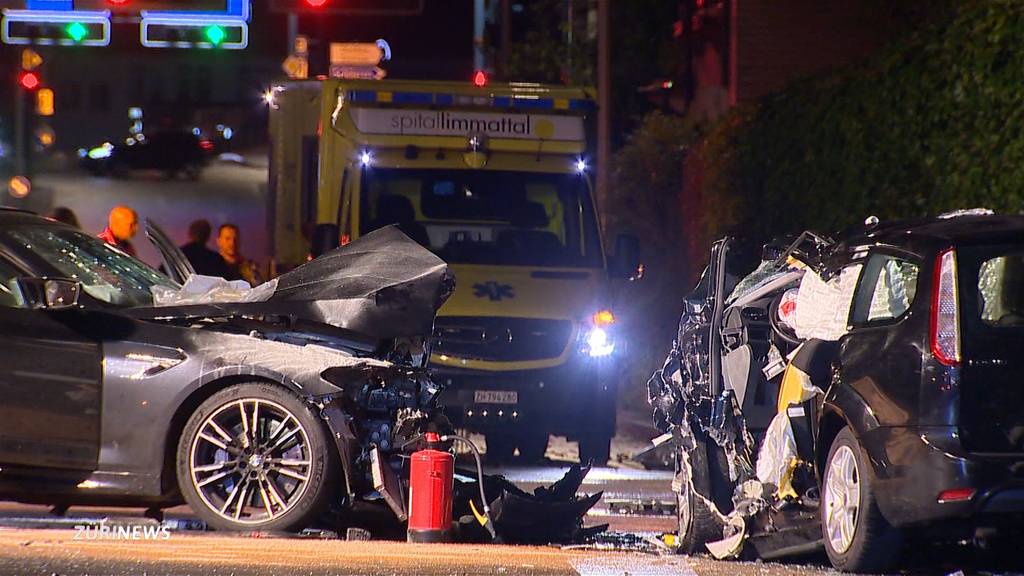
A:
133;226;455;341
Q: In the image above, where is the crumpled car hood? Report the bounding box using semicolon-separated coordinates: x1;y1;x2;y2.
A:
132;226;455;341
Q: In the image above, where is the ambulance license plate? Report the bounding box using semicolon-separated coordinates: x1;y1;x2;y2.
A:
473;390;518;404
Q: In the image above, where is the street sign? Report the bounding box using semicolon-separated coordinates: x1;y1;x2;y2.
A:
329;64;386;80
21;48;42;70
283;54;308;79
330;42;385;66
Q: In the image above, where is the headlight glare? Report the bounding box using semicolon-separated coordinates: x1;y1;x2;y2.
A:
584;326;615;357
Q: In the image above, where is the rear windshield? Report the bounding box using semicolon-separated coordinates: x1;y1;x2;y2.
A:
978;252;1024;327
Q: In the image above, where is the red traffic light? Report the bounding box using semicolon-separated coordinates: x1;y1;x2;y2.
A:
473;70;487;87
19;71;41;90
304;0;328;6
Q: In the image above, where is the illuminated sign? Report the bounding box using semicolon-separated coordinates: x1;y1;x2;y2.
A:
348;108;585;141
141;17;246;49
139;0;248;49
2;9;110;46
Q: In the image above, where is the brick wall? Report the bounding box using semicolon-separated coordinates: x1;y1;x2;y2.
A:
730;0;897;104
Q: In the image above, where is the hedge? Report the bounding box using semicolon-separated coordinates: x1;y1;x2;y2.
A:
698;0;1024;246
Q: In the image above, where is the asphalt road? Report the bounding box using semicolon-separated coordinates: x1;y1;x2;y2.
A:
0;527;842;576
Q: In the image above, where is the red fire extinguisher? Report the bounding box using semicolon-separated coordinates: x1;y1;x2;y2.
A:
407;431;454;543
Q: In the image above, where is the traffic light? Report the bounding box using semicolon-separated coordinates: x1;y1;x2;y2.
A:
268;0;424;15
36;88;55;116
141;19;247;49
18;71;41;91
1;10;111;46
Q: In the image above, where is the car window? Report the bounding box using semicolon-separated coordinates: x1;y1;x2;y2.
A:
0;258;24;308
851;254;919;324
978;252;1024;326
1;226;176;307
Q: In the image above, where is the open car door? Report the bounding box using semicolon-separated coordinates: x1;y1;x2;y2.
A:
144;218;195;285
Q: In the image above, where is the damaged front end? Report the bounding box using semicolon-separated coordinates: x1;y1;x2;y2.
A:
648;233;843;561
134;225;457;528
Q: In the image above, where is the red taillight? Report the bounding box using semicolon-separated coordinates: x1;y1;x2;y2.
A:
473;70;487;87
199;139;214;151
937;487;975;503
930;248;960;366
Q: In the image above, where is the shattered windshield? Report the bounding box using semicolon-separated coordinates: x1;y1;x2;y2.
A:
726;259;788;304
2;226;176;307
360;168;603;268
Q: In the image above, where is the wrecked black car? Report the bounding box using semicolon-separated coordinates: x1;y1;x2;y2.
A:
648;210;1024;572
0;209;452;533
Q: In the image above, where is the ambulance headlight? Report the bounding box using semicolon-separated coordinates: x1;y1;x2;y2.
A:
581;309;616;357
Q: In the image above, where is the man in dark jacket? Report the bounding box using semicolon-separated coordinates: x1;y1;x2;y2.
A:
181;219;229;278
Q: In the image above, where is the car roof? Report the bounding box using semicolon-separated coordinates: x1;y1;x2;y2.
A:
0;207;50;225
846;214;1024;248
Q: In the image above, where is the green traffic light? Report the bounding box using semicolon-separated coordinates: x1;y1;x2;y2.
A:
204;26;226;46
66;22;88;42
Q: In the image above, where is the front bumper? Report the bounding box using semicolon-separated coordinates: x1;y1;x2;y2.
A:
861;426;1024;528
433;356;617;438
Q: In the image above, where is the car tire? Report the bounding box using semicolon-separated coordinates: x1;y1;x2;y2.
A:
176;382;336;532
516;429;549;463
821;426;902;573
676;426;733;554
484;432;515;464
578;432;612;466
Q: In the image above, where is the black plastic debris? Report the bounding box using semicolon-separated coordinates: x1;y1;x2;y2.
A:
563;531;674;555
452;463;605;545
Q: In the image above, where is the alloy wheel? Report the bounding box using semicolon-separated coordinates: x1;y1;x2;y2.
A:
823;444;861;554
189;398;313;525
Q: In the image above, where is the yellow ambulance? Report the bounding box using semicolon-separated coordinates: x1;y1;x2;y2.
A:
268;78;639;464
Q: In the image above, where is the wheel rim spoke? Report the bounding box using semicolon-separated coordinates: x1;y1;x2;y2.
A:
238;401;252;449
190;397;312;526
198;432;229;450
258;478;276;519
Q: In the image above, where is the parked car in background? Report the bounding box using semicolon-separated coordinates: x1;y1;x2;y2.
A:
80;130;212;179
648;210;1024;572
0;209;452;533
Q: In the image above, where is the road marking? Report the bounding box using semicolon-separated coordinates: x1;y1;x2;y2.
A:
570;554;697;576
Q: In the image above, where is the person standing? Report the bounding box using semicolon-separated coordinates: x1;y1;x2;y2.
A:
48;206;80;228
217;223;262;285
181;219;230;278
97;205;138;257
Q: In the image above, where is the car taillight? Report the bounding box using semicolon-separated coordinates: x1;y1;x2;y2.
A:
930;248;960;366
199;139;214;151
937;487;975;503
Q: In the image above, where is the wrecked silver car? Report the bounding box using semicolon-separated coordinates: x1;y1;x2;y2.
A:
0;211;452;532
649;212;1024;572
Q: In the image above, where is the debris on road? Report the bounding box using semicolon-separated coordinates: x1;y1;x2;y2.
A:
453;463;606;545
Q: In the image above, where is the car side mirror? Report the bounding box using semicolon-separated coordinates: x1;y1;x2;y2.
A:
311;224;341;259
610;233;643;280
16;277;81;310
